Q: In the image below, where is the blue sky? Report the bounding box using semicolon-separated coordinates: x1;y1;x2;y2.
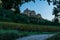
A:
20;0;54;21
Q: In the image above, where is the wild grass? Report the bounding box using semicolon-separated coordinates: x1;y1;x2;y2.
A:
0;22;59;40
0;22;60;32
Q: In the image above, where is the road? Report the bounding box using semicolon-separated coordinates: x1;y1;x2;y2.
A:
16;34;55;40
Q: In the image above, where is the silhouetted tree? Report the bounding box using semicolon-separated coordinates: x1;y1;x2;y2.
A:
52;7;59;17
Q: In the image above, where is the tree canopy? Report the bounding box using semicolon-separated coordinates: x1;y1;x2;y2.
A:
1;0;60;17
0;0;56;13
1;0;52;9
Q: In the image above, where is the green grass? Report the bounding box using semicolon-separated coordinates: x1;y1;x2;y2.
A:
0;22;59;40
0;22;60;32
0;29;30;40
0;29;55;40
0;30;20;40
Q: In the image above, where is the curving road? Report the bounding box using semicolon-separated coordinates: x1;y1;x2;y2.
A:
16;34;55;40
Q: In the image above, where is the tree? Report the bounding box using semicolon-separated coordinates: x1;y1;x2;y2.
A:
1;0;50;13
1;0;35;14
1;0;60;19
0;0;52;13
52;7;59;17
54;18;58;23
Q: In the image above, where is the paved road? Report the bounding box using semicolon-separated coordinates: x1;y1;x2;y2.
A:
16;34;55;40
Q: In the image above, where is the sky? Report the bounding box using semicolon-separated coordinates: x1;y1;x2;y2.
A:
20;0;55;21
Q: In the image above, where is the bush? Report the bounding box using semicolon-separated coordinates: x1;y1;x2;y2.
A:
0;30;20;40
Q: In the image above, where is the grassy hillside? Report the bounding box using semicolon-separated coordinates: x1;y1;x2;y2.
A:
0;22;60;32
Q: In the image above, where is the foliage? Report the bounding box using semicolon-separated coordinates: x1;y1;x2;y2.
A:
0;22;60;32
0;7;60;25
0;29;55;40
0;30;20;40
0;7;15;22
0;0;54;13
